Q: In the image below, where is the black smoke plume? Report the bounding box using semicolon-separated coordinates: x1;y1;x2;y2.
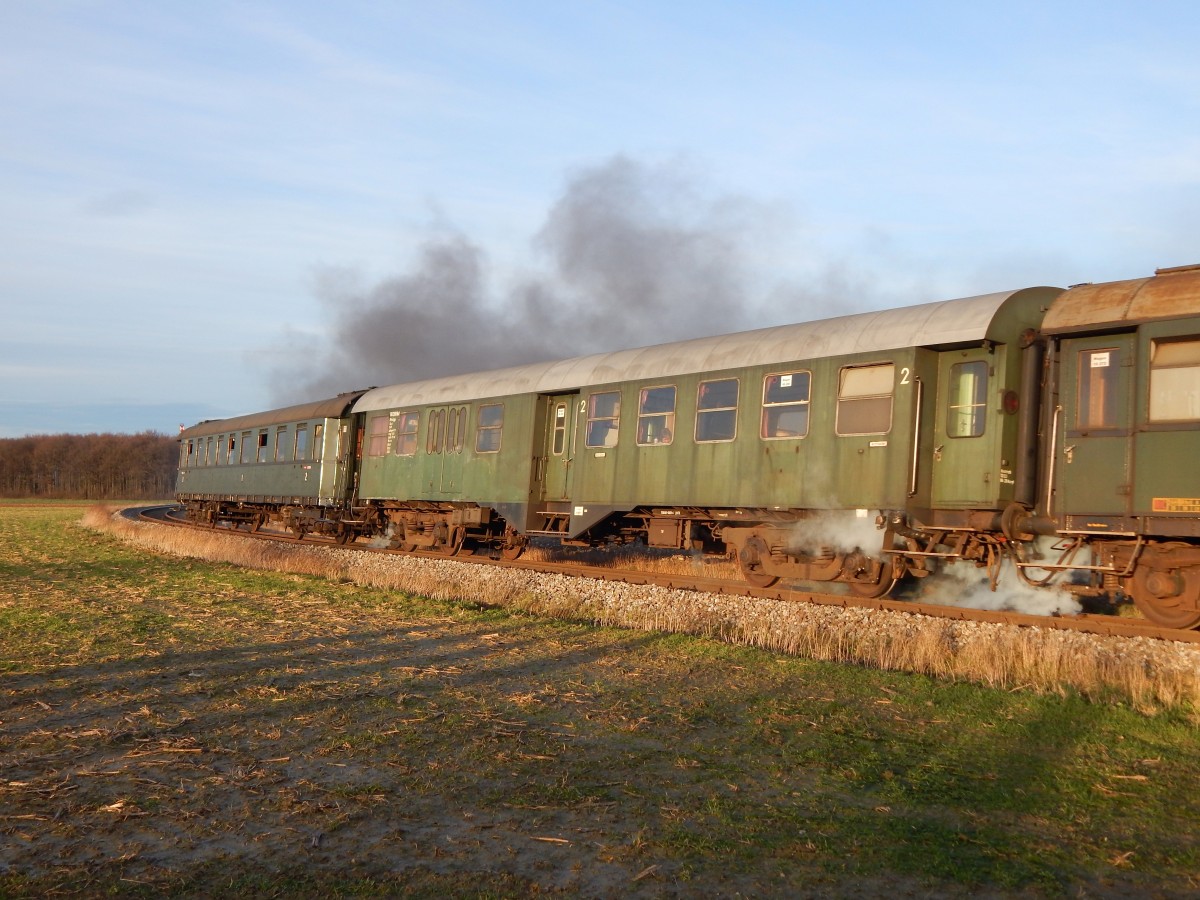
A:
269;155;836;403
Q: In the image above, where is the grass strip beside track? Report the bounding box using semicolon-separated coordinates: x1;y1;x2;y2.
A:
0;504;1197;897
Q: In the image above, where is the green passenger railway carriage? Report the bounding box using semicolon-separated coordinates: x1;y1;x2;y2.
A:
176;266;1200;629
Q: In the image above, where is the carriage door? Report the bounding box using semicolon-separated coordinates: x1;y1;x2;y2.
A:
1057;334;1135;517
428;406;469;495
539;394;577;502
932;348;1000;508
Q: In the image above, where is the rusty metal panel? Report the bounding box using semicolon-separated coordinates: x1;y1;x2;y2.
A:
1043;266;1200;333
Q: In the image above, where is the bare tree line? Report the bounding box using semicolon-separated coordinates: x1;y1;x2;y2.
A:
0;432;178;499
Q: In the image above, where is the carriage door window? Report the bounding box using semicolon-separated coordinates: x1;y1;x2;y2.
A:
836;363;895;436
256;430;269;463
312;424;324;460
552;403;568;454
427;409;444;454
454;406;468;452
1077;349;1120;429
293;426;309;461
241;431;254;463
226;435;236;465
946;361;988;438
275;426;290;461
1149;338;1200;422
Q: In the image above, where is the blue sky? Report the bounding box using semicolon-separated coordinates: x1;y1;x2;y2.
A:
2;1;1198;436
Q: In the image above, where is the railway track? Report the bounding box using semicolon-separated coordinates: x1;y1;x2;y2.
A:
136;505;1200;645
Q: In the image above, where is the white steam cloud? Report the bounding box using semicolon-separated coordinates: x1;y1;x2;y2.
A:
916;538;1083;617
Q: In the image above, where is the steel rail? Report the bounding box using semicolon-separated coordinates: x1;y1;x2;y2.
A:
135;505;1200;645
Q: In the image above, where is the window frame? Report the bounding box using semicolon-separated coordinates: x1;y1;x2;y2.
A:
945;360;989;439
695;377;739;444
636;385;677;446
367;415;389;457
835;362;895;437
1076;347;1121;430
760;370;811;440
393;412;420;456
475;403;504;453
585;391;622;448
1148;337;1200;423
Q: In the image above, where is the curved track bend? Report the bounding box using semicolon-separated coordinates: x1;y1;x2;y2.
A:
134;505;1200;646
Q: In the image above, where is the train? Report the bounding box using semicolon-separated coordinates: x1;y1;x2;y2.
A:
176;265;1200;629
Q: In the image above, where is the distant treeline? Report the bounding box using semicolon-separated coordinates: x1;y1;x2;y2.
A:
0;432;178;499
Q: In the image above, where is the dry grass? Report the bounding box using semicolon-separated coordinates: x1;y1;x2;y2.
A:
85;506;1200;714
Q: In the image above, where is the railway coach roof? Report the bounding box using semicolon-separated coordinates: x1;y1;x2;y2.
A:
1042;265;1200;334
179;391;367;439
354;287;1058;412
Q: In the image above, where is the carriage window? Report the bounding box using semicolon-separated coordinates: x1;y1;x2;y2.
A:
761;371;810;439
836;363;894;436
586;392;621;448
394;412;420;456
227;435;237;465
454;406;468;452
476;404;503;453
275;426;290;461
427;409;444;453
947;361;989;438
1078;349;1120;429
213;435;224;465
203;437;213;466
257;430;269;463
312;424;324;460
552;403;568;455
293;426;309;461
241;431;254;463
637;386;676;445
696;378;738;442
1149;338;1200;422
182;440;193;467
367;416;389;457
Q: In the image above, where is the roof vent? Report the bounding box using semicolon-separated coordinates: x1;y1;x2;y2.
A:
1154;263;1200;275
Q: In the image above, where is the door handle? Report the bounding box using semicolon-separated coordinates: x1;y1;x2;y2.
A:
933;444;943;462
1064;445;1075;464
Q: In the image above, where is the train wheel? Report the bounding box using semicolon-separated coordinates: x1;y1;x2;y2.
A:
739;537;779;588
1128;566;1200;629
444;526;469;556
335;528;353;545
499;530;526;560
848;575;898;599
